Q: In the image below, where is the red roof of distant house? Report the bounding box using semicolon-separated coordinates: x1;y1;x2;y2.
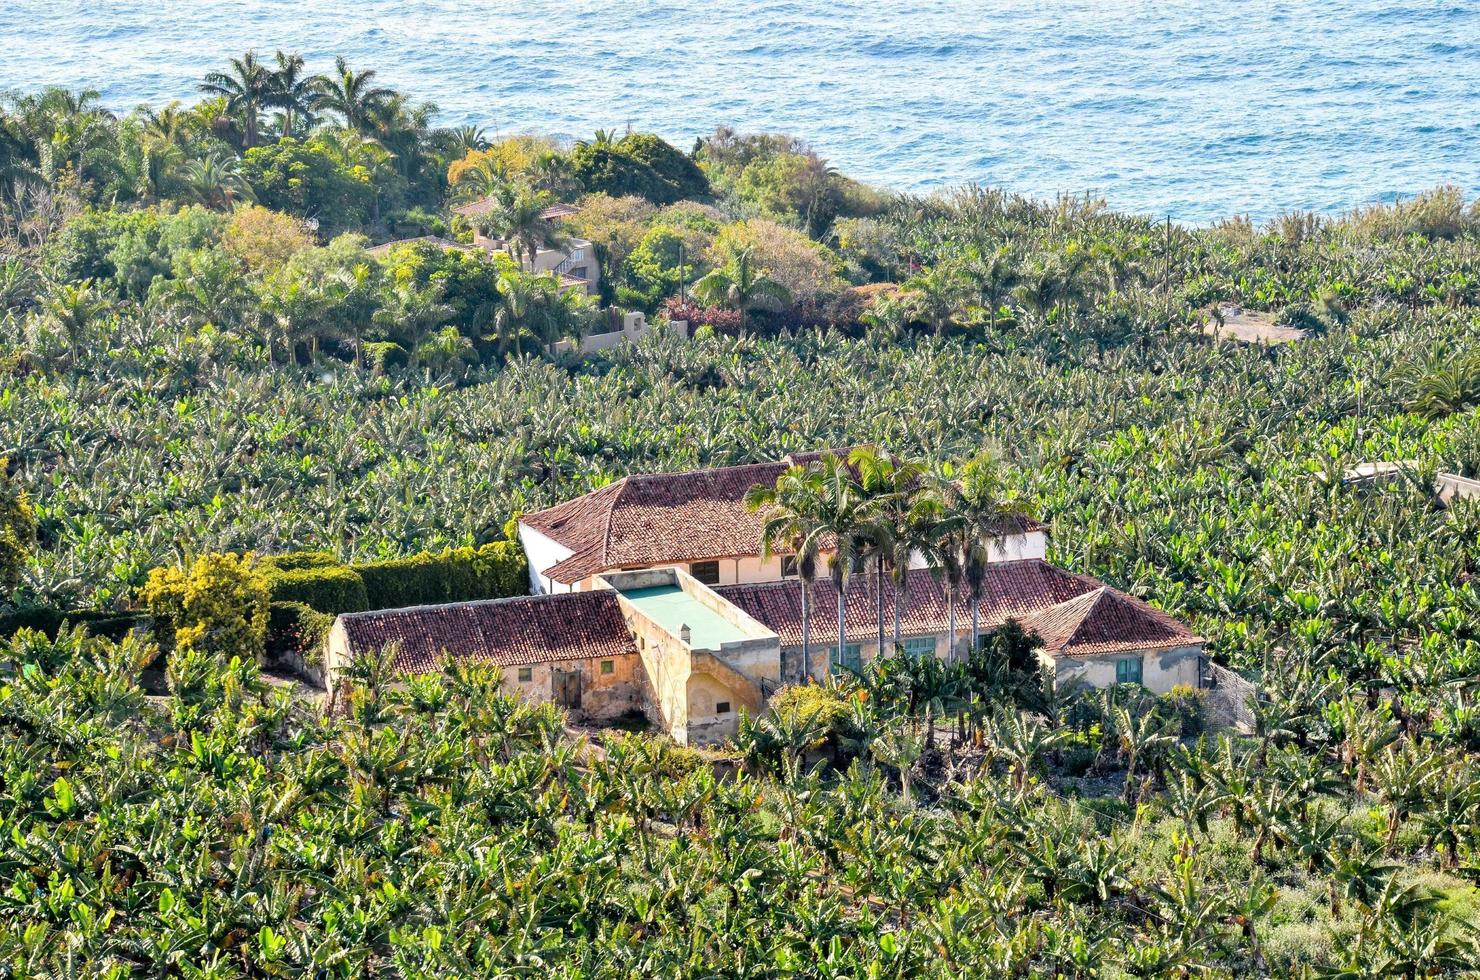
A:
715;561;1199;658
522;452;1047;585
337;590;637;673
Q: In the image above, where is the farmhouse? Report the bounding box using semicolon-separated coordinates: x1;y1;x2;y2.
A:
325;454;1203;744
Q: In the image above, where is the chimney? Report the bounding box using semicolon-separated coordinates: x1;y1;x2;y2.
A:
679;624;692;644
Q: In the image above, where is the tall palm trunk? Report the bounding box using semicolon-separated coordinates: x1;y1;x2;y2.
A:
799;575;812;683
875;554;886;662
969;591;981;657
835;569;848;679
946;584;957;663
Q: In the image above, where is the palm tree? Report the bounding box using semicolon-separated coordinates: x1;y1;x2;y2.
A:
808;454;881;677
448;125;490;154
485;272;592;356
176;152;255;211
142;102;192;151
417;326;477;376
849;446;921;656
200;51;274;148
317;129;397;221
312;57;396;134
266;50;318;137
941;452;1033;653
691;247;791;337
41;279;108;365
962;243;1017;331
371;283;453;372
746;464;825;683
901;261;970;336
475;182;565;269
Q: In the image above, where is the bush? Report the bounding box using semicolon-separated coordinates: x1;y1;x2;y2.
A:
266;600;334;670
357;540;528;610
0;607;147;641
142;552;271;663
1;459;36;602
1158;684;1208;736
265;550;342;571
266;564;369;614
770;682;853;733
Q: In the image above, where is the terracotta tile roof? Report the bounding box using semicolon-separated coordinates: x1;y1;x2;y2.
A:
364;236;476;259
522;453;1046;585
715;560;1199;658
336;591;636;673
1016;586;1201;657
525;460;794;583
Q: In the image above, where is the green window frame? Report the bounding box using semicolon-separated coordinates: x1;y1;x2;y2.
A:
1116;656;1143;685
901;636;937;660
830;643;863;674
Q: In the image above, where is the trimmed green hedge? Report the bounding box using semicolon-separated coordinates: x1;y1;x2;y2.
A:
266;564;370;614
261;540;528;615
0;607;148;641
266;550;341;572
359;540;528;610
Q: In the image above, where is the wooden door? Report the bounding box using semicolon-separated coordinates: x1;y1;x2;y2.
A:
554;668;582;710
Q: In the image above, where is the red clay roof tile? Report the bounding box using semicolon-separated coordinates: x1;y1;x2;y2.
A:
338;590;636;673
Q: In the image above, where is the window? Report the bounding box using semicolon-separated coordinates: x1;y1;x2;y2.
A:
901;636;937;660
831;643;864;674
600;659;615;675
1116;657;1143;685
781;556;798;578
715;701;731;715
689;560;721;585
568;266;588;280
517;667;533;683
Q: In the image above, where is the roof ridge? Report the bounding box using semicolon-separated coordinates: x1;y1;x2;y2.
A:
338;588;612;621
598;475;630;570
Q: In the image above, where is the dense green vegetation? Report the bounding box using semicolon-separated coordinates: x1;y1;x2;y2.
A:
4;58;1480;975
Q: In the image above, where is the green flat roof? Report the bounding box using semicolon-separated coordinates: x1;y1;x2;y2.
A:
620;584;754;649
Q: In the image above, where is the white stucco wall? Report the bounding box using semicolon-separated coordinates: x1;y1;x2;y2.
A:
1052;644;1202;695
517;522;575;595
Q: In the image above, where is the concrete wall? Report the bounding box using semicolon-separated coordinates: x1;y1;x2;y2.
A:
1051;643;1203;695
599;567;780;745
517;522;576;595
554;313;691;356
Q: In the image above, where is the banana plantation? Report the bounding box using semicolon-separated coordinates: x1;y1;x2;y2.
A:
5;175;1480;973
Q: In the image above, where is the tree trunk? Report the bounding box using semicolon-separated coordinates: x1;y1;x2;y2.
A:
969;595;981;659
946;585;957;663
875;555;886;660
835;570;848;679
800;578;811;684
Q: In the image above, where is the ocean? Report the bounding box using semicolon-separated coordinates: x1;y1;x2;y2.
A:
2;0;1477;223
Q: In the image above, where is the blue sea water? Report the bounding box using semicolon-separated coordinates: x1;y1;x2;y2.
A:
2;0;1478;224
